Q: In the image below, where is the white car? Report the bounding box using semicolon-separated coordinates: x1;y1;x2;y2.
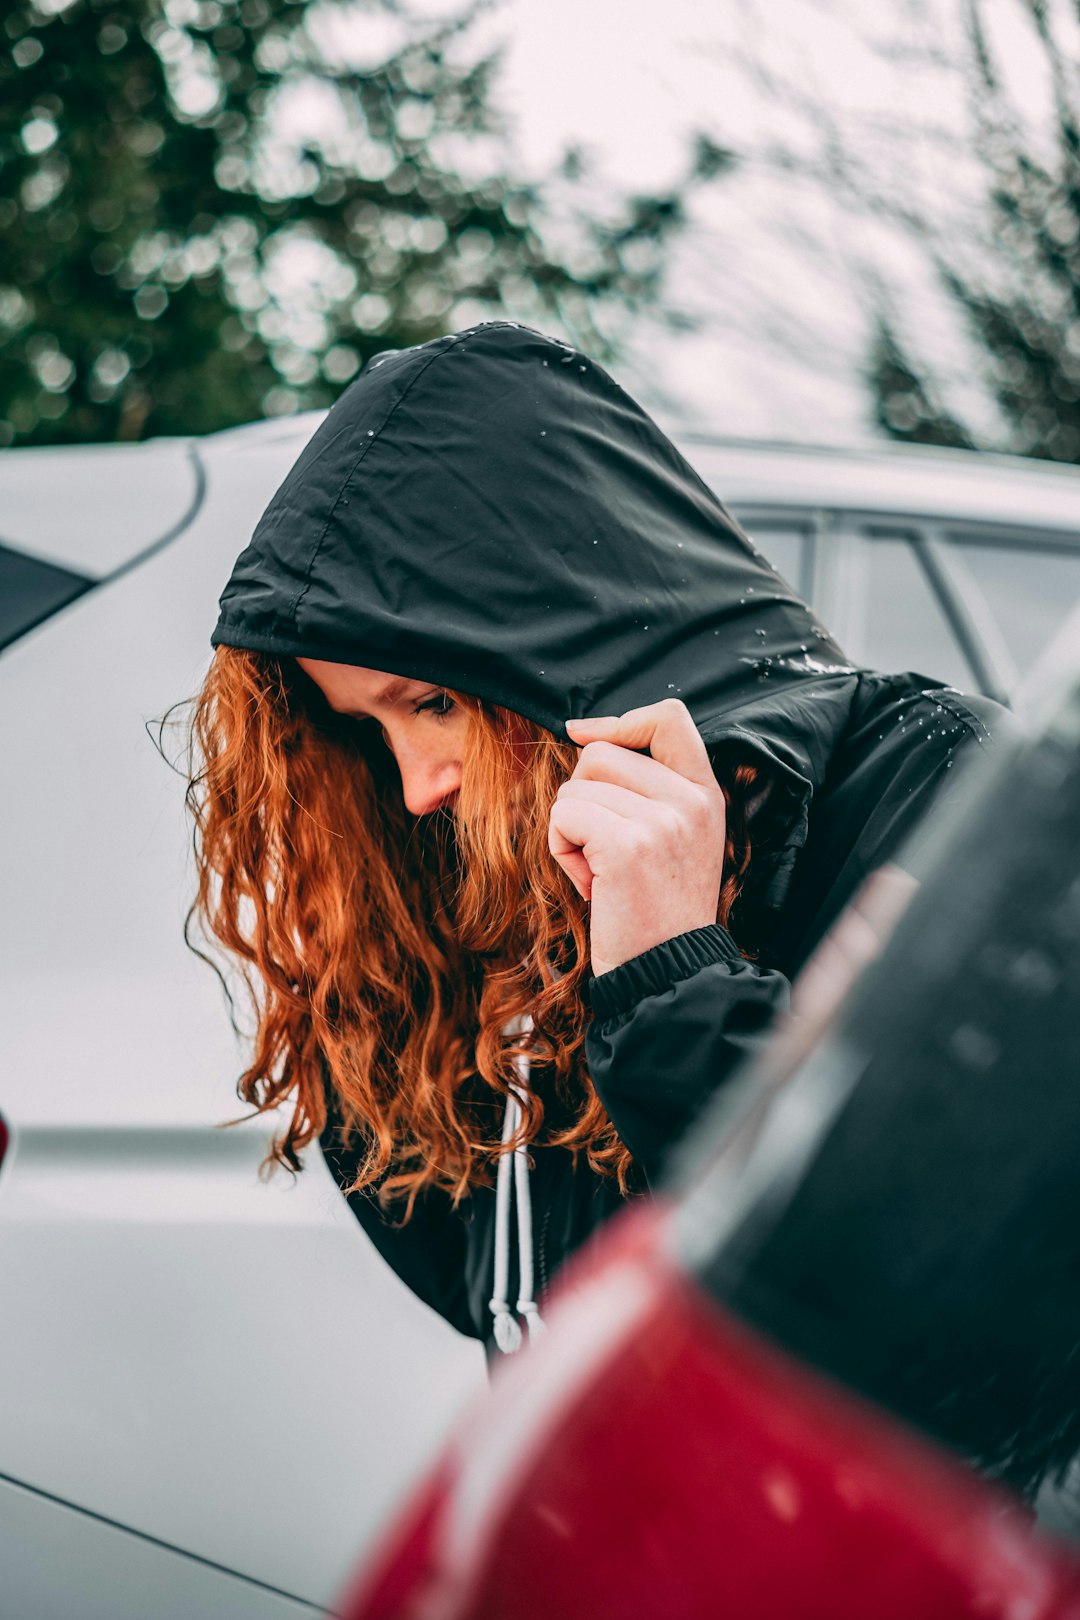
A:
2;416;1079;1617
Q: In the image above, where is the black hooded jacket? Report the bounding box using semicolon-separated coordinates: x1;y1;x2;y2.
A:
211;321;1005;1355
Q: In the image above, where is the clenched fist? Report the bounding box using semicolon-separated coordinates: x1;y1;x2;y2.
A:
550;699;728;978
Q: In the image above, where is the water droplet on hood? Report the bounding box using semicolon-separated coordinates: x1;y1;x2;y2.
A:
540;430;547;437
947;1023;999;1070
579;364;586;372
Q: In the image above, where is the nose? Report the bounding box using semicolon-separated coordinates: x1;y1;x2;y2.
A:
395;748;462;818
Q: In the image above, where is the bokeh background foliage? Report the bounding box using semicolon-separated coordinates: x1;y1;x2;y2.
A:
845;1;1080;463
0;0;729;446
6;0;1080;463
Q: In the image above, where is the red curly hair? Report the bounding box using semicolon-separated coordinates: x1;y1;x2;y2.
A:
182;646;757;1213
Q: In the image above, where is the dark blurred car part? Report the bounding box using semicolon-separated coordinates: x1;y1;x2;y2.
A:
687;659;1080;1497
340;629;1080;1618
0;542;94;649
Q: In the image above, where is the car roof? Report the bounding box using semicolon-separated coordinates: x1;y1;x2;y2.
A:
679;432;1080;536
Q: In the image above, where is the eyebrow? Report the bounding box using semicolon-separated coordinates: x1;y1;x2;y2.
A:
374;677;413;705
340;676;426;718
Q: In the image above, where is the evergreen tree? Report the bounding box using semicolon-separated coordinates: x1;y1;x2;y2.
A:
865;0;1080;463
0;0;731;445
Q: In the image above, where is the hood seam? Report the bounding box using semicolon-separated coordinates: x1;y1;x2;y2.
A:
289;330;472;634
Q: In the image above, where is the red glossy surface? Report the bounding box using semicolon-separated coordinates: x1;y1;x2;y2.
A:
343;1207;1080;1620
353;1462;453;1620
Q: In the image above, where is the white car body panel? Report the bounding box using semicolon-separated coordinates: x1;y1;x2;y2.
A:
0;1475;325;1618
0;424;485;1612
1;438;204;578
2;408;1079;1611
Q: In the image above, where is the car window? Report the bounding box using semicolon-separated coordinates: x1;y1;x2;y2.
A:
847;533;976;690
0;543;92;653
735;521;809;601
939;535;1080;678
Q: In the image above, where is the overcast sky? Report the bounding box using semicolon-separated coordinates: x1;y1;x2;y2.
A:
487;0;1061;445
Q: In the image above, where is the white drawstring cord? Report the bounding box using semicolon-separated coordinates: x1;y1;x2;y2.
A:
489;1080;523;1354
512;1037;546;1345
488;1014;547;1354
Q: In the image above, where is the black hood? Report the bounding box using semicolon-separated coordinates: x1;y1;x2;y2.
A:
212;321;857;827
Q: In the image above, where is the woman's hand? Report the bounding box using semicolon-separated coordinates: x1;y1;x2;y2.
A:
551;699;728;978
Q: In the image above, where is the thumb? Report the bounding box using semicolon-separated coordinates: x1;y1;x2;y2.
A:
551;845;593;902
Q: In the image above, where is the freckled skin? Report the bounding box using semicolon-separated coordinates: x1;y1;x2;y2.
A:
296;658;466;818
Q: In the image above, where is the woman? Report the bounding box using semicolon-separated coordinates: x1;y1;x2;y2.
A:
190;320;1003;1358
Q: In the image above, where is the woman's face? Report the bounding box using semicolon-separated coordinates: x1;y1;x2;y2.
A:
296;657;467;816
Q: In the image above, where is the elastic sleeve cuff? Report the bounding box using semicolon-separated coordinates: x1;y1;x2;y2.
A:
588;924;744;1024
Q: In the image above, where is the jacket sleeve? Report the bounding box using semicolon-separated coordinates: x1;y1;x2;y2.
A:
586;923;791;1185
319;1103;481;1342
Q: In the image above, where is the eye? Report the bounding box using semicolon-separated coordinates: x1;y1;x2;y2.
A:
412;690;455;721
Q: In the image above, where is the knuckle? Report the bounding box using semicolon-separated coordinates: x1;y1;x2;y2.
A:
657;805;684;843
688;785;716;828
625;822;653;860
